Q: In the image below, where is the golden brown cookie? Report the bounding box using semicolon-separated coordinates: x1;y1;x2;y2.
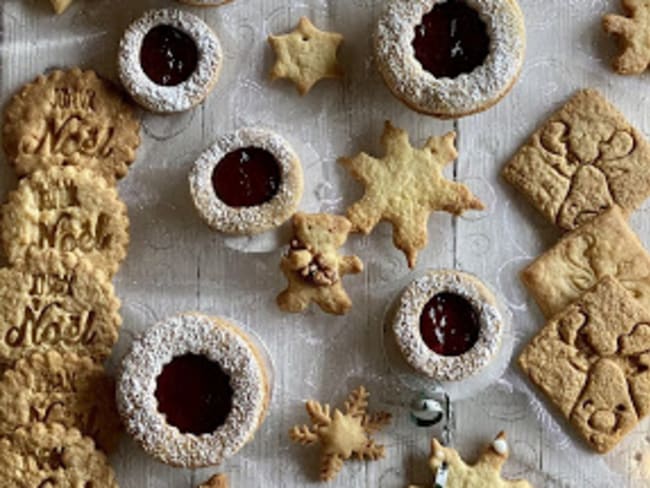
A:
1;166;130;277
289;386;391;482
3;68;140;182
521;206;650;318
503;89;650;230
269;17;344;95
340;121;484;268
409;432;532;488
603;0;650;75
0;350;121;453
0;251;121;365
199;474;229;488
0;422;118;487
178;0;233;5
277;213;363;315
519;276;650;453
50;0;74;14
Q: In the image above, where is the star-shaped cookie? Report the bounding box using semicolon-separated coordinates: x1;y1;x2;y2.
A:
409;432;532;488
340;122;484;268
603;0;650;74
50;0;74;14
269;17;344;95
289;386;391;482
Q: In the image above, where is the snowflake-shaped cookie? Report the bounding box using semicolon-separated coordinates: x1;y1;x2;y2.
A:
289;386;391;482
268;17;344;95
603;0;650;74
340;121;484;268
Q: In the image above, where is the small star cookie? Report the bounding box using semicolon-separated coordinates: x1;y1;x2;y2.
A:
50;0;74;14
603;0;650;74
277;213;363;315
269;17;344;95
199;474;228;488
289;386;391;482
409;432;532;488
340;122;484;268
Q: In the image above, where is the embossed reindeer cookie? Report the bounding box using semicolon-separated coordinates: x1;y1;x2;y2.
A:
1;166;130;276
3;68;140;183
0;252;121;365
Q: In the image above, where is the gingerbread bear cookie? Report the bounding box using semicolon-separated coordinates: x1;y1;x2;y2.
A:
409;432;532;488
277;213;363;315
603;0;650;75
340;121;484;268
290;386;391;482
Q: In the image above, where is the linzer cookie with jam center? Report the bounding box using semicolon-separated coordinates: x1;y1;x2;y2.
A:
0;422;118;487
119;8;223;113
0;252;121;365
1;166;129;277
117;313;270;468
0;350;121;453
392;269;504;382
190;127;304;235
375;0;525;118
3;68;140;183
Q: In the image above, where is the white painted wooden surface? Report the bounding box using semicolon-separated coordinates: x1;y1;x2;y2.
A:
2;0;650;486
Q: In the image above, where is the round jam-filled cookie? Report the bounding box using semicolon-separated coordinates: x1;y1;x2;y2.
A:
1;166;129;276
2;68;140;182
375;0;526;118
117;313;271;468
119;8;223;113
0;423;118;487
392;269;504;382
0;252;121;365
0;350;121;453
190;128;304;235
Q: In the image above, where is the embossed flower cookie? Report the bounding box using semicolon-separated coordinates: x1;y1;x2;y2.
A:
3;68;140;183
0;350;121;453
1;166;129;276
119;8;223;113
117;313;271;468
375;0;526;118
190;128;304;235
0;422;118;487
503;89;650;230
0;252;121;365
392;270;504;382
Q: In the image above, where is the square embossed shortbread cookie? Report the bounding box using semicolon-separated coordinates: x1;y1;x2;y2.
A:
503;89;650;230
519;276;650;453
522;206;650;318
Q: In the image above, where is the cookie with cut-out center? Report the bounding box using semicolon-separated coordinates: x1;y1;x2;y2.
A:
1;166;129;277
0;422;118;487
340;121;484;268
277;213;363;315
269;17;344;95
0;350;121;453
503;89;650;230
409;432;532;488
289;386;391;482
604;0;650;74
3;68;140;182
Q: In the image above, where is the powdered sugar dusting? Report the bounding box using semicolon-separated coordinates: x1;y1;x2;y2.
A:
116;313;268;468
393;270;504;382
118;9;223;113
189;127;304;235
375;0;526;117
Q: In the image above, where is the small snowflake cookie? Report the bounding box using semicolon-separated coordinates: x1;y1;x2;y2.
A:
604;0;650;75
117;313;271;468
289;386;391;482
392;269;504;382
189;128;304;235
119;9;223;113
375;0;526;118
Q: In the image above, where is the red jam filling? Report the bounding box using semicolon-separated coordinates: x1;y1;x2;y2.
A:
155;354;233;435
419;292;480;357
412;0;490;79
140;24;199;86
212;147;282;208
